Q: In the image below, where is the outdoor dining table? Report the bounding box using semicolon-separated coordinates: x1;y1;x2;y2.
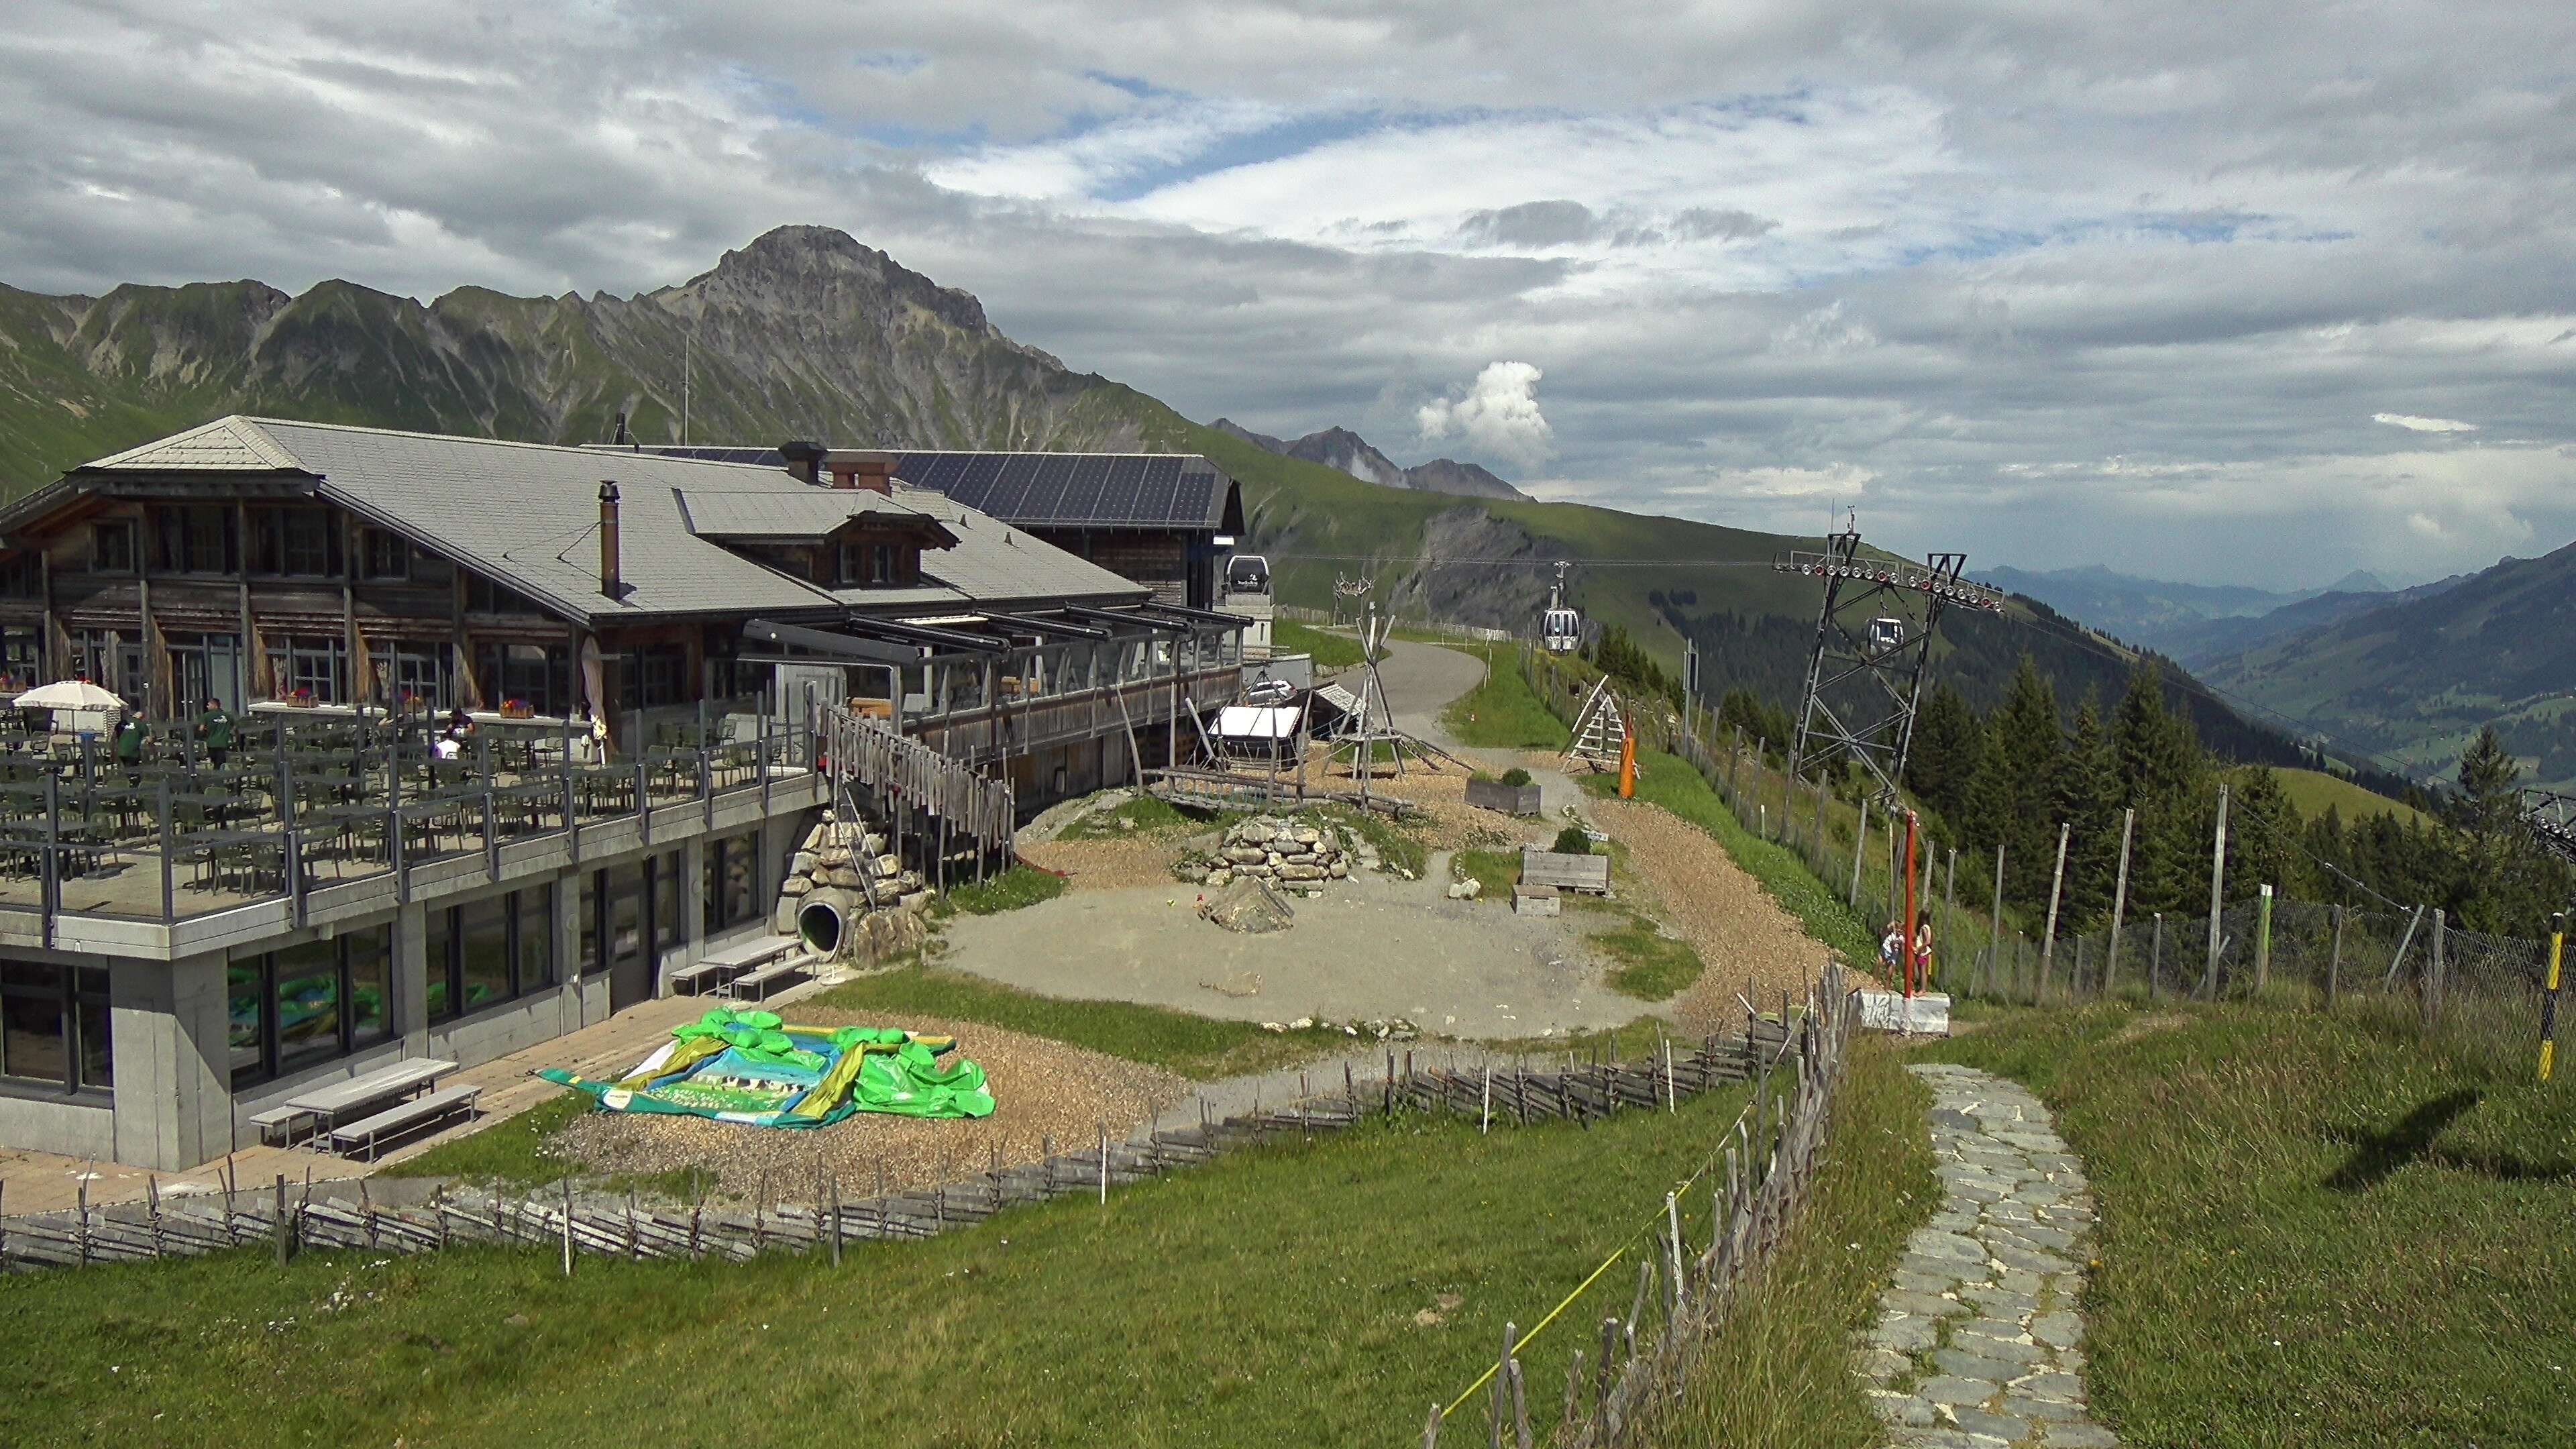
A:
172;790;252;829
280;1057;458;1130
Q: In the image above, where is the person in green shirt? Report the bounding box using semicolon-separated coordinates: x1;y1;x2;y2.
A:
197;698;234;767
113;716;145;775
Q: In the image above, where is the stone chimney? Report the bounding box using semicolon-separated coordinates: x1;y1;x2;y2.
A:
777;439;826;486
824;449;896;494
598;481;622;598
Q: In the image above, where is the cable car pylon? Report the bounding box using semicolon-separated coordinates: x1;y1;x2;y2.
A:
1773;516;2003;804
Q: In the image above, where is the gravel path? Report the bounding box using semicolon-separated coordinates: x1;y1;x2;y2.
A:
1859;1064;2118;1448
1586;794;1833;1036
551;1014;1189;1201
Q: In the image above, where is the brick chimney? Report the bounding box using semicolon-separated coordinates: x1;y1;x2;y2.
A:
598;481;622;598
777;439;826;486
824;449;896;494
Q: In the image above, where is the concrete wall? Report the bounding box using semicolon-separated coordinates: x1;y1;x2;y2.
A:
2;794;827;1172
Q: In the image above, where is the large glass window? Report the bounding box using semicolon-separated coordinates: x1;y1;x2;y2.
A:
474;642;570;716
579;871;603;977
252;507;341;578
517;884;555;990
0;625;43;694
272;938;343;1073
458;894;511;1014
152;504;237;574
2;961;72;1090
360;528;410;581
89;521;137;574
429;884;555;1022
621;645;688;711
0;962;107;1094
704;832;762;934
651;852;681;955
266;636;346;704
231;926;394;1088
381;642;452;711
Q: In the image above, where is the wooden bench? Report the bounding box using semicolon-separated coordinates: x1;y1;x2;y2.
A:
1521;847;1612;894
327;1085;482;1161
669;936;795;997
250;1105;318;1147
728;955;810;1003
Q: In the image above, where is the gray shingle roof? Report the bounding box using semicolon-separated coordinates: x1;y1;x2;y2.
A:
70;418;1145;625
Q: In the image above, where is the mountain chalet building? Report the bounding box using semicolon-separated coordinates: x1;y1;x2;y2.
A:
0;417;1244;1169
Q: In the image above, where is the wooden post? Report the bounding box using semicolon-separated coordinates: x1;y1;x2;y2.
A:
1508;1356;1531;1449
2205;782;2230;996
2327;904;2345;1010
1097;1120;1109;1204
2424;908;2446;1033
272;1173;290;1269
2254;883;2275;991
828;1173;843;1266
2149;912;2163;1000
2040;823;2070;1002
1480;1065;1492;1134
2106;806;2135;991
1490;1322;1515;1449
1987;843;2005;998
560;1178;574;1277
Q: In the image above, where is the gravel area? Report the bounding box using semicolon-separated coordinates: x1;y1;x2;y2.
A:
1018;833;1191;891
550;1015;1190;1201
1587;795;1834;1036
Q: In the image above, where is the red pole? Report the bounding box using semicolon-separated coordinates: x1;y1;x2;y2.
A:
1903;810;1920;998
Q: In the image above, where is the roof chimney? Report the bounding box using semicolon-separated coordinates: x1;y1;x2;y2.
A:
824;449;896;494
598;481;623;598
777;439;826;486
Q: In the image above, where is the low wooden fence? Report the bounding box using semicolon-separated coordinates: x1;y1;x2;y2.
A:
0;1009;1813;1274
1424;963;1856;1447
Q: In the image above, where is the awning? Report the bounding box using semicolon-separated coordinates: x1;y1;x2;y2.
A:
1214;704;1303;739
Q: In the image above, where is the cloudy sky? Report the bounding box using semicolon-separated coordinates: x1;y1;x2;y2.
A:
5;1;2573;588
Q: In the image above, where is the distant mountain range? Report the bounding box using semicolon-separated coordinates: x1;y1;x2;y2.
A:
1969;564;2396;659
1212;419;1530;500
2195;546;2576;788
0;223;2319;781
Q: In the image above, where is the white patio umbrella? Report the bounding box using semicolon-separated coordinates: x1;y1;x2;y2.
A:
13;679;125;712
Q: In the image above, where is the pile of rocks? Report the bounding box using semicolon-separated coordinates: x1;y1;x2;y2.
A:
773;817;934;963
1179;816;1370;892
1256;1014;1421;1041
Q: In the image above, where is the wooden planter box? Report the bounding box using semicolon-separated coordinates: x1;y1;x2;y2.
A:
1465;777;1543;816
1520;847;1611;894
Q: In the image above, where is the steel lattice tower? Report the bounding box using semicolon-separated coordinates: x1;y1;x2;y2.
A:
1774;527;2003;804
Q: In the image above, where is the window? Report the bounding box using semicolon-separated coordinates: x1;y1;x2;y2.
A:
228;924;395;1088
171;633;244;714
621;643;687;711
70;629;117;691
152;505;236;574
427;883;556;1023
0;627;42;692
90;521;137;574
0;551;39;599
266;635;346;703
465;575;541;614
382;642;451;710
578;871;603;977
474;642;570;716
251;507;341;578
833;540;906;586
704;832;763;934
360;529;410;581
1;961;109;1095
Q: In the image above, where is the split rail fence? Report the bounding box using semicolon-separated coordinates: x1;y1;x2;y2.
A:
0;1008;1814;1275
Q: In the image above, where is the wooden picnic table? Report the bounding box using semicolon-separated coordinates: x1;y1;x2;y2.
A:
282;1056;458;1125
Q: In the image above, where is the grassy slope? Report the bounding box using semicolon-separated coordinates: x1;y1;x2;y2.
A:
1440;642;1572;750
1270;619;1365;669
0;1079;1766;1449
1580;750;1875;967
1919;1003;2576;1448
2259;765;2430;828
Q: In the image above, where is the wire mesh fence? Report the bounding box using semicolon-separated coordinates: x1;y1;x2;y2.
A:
1516;646;2565;1083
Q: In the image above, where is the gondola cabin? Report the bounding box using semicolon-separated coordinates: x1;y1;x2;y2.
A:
1542;604;1582;653
1867;616;1907;653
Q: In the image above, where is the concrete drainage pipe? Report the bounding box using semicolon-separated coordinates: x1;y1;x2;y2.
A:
797;888;866;958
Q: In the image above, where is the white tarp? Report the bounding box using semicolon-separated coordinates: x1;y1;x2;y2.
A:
1214;704;1303;740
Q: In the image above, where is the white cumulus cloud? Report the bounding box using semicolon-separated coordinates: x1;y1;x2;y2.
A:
1417;361;1554;468
2373;412;2479;433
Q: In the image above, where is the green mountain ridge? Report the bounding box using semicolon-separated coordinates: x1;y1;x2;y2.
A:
1;224;2307;771
2200;541;2576;789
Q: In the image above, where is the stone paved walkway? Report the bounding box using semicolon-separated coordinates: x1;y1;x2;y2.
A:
1857;1063;2118;1448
